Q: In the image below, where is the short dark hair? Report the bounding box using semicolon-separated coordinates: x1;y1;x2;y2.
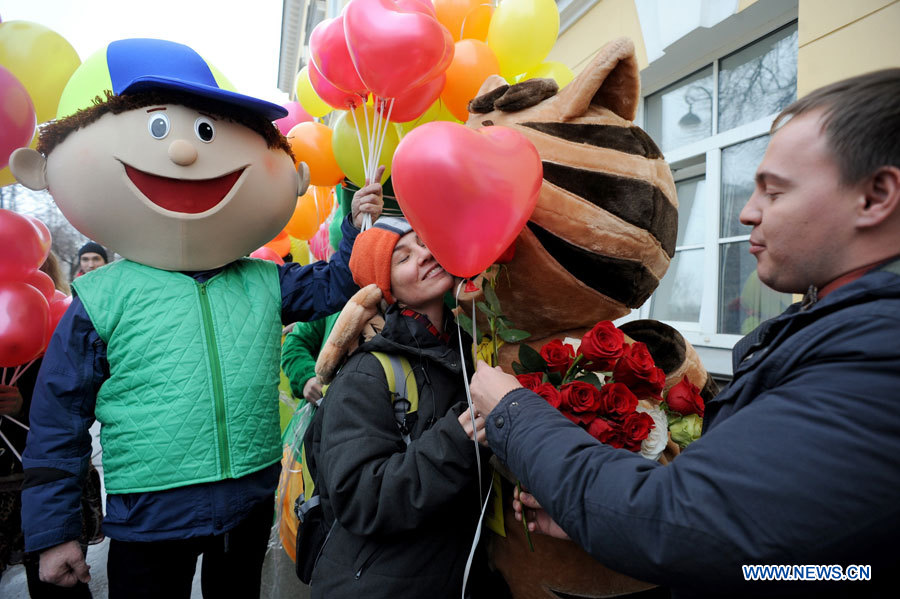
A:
38;89;294;159
772;69;900;185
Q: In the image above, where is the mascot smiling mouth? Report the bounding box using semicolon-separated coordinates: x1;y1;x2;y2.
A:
124;164;244;214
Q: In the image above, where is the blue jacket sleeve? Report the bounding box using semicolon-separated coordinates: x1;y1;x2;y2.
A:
22;298;105;553
279;215;359;323
487;308;900;589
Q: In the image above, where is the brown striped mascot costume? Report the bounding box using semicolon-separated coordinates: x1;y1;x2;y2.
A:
465;38;717;598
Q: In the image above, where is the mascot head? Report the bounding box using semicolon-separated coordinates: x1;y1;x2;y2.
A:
10;38;307;271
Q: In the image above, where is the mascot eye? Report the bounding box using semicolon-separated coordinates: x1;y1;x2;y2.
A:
148;113;170;139
194;117;215;143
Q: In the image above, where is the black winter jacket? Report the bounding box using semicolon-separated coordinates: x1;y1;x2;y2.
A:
306;305;490;598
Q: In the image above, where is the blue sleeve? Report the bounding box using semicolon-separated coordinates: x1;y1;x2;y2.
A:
279;215;359;323
22;297;107;553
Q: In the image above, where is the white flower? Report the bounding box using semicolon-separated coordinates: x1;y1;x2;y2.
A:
637;401;668;461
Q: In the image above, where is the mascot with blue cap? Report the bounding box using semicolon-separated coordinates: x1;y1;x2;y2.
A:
10;38;383;597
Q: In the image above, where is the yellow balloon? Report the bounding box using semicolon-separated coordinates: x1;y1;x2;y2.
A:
295;66;332;118
487;0;559;80
396;99;462;137
520;60;574;89
0;20;81;124
332;105;398;187
289;235;311;266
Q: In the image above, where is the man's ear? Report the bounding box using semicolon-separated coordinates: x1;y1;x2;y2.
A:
9;148;48;190
297;161;310;197
857;165;900;228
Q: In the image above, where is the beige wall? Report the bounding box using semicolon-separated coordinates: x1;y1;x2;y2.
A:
797;0;900;96
548;0;648;74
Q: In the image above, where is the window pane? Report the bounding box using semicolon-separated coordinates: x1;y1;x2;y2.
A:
718;241;793;334
650;249;703;322
644;67;713;152
718;23;798;133
676;176;706;246
720;135;768;238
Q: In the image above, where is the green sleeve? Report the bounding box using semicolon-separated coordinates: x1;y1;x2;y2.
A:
281;312;341;397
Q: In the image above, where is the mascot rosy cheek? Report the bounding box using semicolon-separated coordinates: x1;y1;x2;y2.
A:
10;38;307;272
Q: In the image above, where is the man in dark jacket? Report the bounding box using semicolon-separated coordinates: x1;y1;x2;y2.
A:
469;69;900;597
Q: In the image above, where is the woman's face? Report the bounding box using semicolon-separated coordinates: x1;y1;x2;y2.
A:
390;231;454;309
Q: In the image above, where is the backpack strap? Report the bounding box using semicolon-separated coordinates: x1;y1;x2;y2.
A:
371;352;418;445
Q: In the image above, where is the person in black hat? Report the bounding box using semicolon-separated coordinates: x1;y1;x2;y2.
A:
75;242;108;278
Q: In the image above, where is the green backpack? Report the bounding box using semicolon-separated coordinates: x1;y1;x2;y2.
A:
294;351;419;584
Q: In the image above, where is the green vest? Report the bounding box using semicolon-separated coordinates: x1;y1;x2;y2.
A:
73;259;284;493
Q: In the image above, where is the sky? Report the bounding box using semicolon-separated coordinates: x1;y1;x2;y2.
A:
1;0;290;105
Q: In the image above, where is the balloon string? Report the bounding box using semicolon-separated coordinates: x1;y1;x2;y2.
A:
1;414;29;431
350;105;369;188
9;359;37;386
454;280;483;505
363;101;373;182
0;423;23;463
375;98;395;174
367;100;379;183
1;367;7;386
461;475;494;599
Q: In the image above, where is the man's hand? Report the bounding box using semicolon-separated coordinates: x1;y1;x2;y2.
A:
514;486;570;540
40;540;91;587
458;407;487;446
470;360;522;418
351;165;386;229
303;376;324;404
0;384;24;417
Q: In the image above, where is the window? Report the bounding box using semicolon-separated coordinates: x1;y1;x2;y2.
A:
639;23;798;358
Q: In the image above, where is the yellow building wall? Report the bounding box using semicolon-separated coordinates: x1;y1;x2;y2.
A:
548;0;648;74
797;0;900;96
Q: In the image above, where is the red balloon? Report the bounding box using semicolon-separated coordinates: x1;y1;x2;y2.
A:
250;246;286;265
48;293;72;338
23;269;55;301
274;101;313;136
381;74;446;123
391;122;543;278
0;65;36;170
308;60;366;111
0;280;50;366
0;210;52;280
309;16;368;96
344;0;454;98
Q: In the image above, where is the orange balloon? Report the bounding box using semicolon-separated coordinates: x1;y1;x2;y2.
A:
461;5;494;41
284;186;336;240
287;122;344;187
264;230;292;257
434;0;493;42
440;39;500;122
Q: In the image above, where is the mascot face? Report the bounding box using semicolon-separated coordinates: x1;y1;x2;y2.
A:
466;39;677;339
44;103;298;270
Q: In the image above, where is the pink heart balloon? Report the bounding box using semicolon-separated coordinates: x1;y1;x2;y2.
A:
391;122;542;278
309;16;368;96
379;74;446;123
308;60;366;111
344;0;454;98
275;101;313;136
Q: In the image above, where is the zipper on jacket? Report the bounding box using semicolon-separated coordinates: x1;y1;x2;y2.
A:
198;282;231;478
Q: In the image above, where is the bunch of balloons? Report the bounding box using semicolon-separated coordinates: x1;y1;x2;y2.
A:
0;19;81;186
0;210;71;384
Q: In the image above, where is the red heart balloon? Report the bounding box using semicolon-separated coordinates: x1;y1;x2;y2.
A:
308;60;366;111
0;280;50;367
344;0;454;98
379;74;446;123
391;122;542;278
309;16;368;96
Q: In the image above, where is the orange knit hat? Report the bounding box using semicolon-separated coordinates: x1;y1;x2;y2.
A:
349;216;412;304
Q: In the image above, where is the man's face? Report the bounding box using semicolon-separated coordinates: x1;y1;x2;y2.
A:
45;103;299;270
80;252;106;272
739;111;863;293
390;231;454;309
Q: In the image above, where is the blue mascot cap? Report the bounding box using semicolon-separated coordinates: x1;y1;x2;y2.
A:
105;38;287;121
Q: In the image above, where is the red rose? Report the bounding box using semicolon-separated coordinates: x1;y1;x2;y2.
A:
516;372;544;391
562;408;597;427
589;418;627;448
612;342;666;399
540;339;575;375
533;382;563;409
597;383;638;420
559;381;602;413
666;376;705;417
578;321;624;371
621;411;655;451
